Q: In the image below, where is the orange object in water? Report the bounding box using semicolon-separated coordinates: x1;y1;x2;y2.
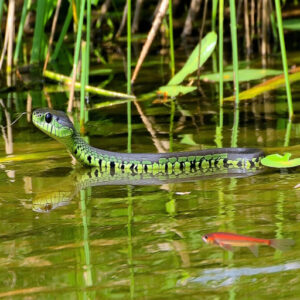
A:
202;232;294;257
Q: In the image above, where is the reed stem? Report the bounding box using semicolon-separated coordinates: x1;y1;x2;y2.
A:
218;0;224;108
168;0;175;77
127;0;132;153
274;0;293;119
14;0;30;65
80;41;87;132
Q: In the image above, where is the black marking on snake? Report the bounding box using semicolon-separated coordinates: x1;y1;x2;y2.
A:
87;155;92;164
110;161;115;169
98;159;102;168
237;160;243;168
190;160;196;169
165;164;168;172
144;165;148;172
180;162;184;171
74;149;77;155
94;169;99;177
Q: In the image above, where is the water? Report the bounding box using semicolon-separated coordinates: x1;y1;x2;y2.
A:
0;55;300;299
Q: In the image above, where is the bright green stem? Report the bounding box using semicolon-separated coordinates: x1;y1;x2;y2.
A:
127;0;132;153
80;41;87;131
212;0;218;32
0;0;4;26
51;4;72;61
218;0;224;106
168;0;175;77
231;107;239;147
73;0;86;81
169;99;175;152
274;0;293;119
215;106;223;148
229;0;239;106
44;70;135;98
30;0;47;63
14;0;30;64
86;0;91;86
284;119;292;147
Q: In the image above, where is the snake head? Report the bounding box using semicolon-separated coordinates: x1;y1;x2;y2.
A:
32;108;75;139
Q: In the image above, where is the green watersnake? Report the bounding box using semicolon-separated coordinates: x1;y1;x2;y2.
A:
32;108;265;174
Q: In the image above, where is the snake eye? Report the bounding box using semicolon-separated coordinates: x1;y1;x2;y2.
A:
45;113;52;123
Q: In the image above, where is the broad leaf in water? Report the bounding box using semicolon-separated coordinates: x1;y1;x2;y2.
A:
261;153;300;168
158;85;197;97
199;69;282;82
167;31;217;86
283;18;300;31
179;134;198;146
224;67;300;101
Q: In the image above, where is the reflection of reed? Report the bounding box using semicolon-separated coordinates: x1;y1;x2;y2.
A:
0;99;13;154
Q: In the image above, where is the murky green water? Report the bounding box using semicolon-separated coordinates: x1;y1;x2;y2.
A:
0;54;300;299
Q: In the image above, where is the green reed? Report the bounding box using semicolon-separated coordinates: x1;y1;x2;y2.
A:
274;0;293;119
51;4;72;61
168;0;175;77
14;0;30;64
127;0;132;153
229;0;239;147
30;0;47;63
218;0;224;108
80;41;87;132
0;0;4;26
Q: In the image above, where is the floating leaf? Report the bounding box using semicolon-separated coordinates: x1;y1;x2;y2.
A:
199;69;282;82
158;85;197;98
168;31;217;86
224;67;300;101
261;153;300;168
283;18;300;31
179;134;198;146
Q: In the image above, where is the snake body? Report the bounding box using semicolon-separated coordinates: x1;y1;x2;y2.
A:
32;108;265;174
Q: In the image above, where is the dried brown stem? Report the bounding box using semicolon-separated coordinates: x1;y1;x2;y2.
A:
181;0;202;37
43;0;62;73
131;0;169;84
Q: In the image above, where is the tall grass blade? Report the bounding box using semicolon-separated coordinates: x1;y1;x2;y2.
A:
13;0;30;65
274;0;293;119
127;0;132;153
168;0;175;77
51;4;72;61
30;0;47;64
67;0;86;112
80;41;87;133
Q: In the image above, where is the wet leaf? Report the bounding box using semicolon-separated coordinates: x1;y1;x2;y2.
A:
179;134;198;146
199;69;282;82
158;85;197;97
224;67;300;101
168;31;217;86
283;18;300;31
261;153;300;168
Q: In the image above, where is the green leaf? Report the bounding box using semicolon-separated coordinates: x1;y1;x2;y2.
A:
224;68;300;101
283;18;300;31
199;69;282;82
158;85;197;97
261;153;300;168
168;31;217;86
179;134;198;146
